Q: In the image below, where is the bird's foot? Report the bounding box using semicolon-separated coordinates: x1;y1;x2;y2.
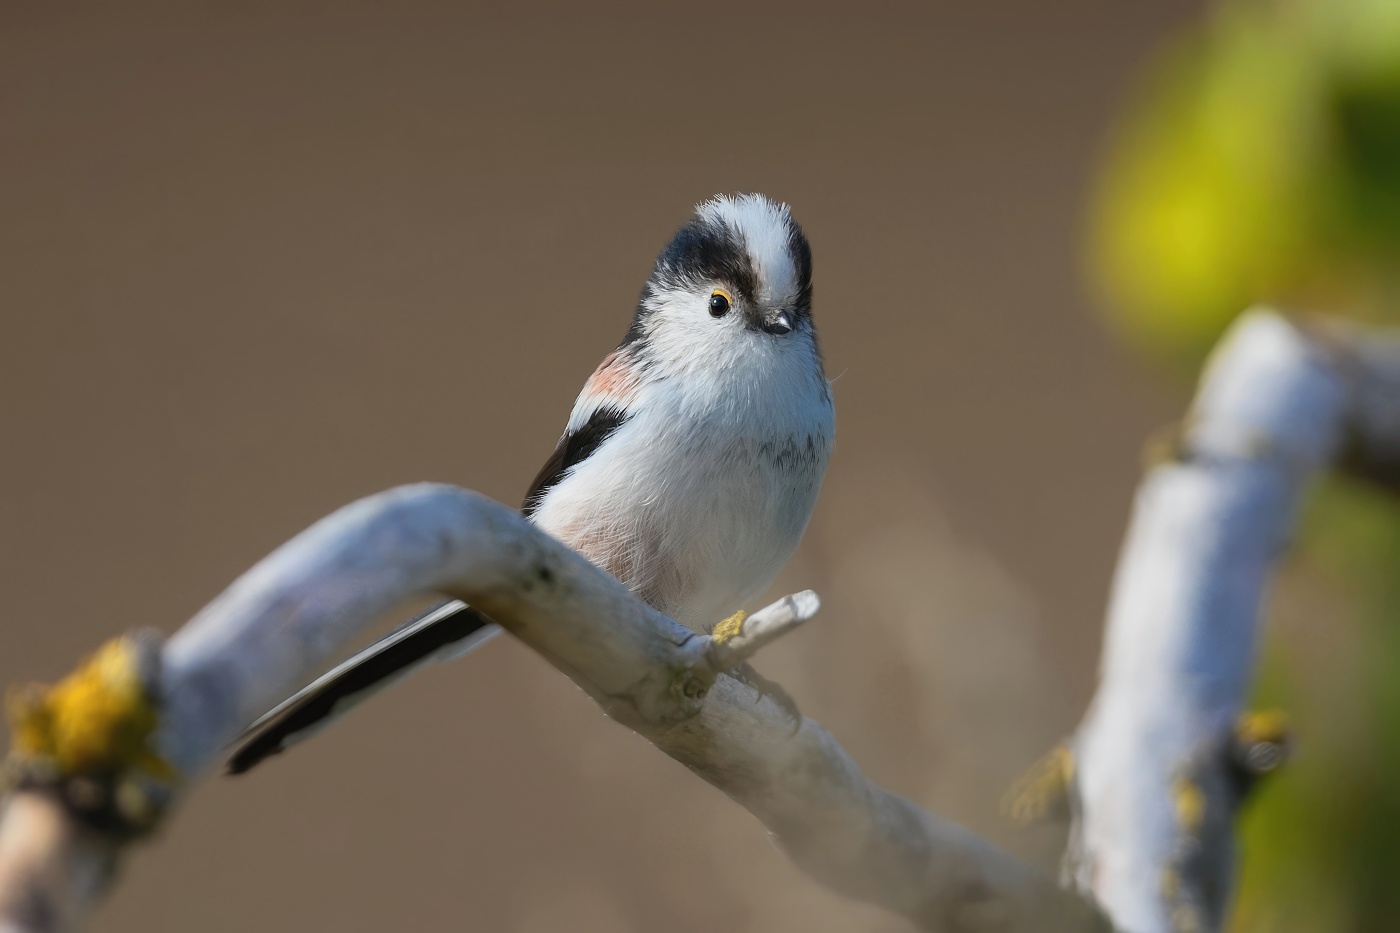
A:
728;661;802;731
708;610;802;730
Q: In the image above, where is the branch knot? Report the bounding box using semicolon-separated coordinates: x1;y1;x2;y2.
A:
4;631;175;840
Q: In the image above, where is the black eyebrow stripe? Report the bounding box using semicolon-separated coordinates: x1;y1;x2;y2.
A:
653;219;760;304
787;216;814;313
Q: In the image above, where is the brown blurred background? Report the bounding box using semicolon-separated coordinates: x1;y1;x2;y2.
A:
1;3;1202;930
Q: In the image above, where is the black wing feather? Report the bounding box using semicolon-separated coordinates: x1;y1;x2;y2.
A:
226;601;493;774
522;406;628;517
227;406;631;775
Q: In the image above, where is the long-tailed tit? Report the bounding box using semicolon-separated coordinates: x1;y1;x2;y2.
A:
229;193;834;773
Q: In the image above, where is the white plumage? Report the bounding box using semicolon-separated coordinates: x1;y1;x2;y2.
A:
535;194;832;630
228;193;832;772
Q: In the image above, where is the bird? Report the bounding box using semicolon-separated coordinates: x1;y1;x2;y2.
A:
227;193;834;774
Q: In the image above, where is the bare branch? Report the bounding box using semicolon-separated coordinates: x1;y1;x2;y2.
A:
0;484;1102;933
705;591;821;672
1067;308;1396;932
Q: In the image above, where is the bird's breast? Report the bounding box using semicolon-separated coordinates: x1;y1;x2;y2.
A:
533;383;832;632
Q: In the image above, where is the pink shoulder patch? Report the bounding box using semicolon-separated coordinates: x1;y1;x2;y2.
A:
583;350;640;404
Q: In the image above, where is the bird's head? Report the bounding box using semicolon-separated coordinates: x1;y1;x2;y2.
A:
623;194;818;372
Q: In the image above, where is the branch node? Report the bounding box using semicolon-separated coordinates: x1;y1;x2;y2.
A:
1229;709;1292;787
4;632;175;840
704;591;820;674
711;609;748;646
1171;777;1206;835
1141;421;1188;469
1002;744;1074;825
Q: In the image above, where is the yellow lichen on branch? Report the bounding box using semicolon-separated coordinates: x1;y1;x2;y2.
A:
1003;745;1075;825
710;610;748;647
5;636;171;783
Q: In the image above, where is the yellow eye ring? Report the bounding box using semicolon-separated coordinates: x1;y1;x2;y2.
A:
708;289;732;318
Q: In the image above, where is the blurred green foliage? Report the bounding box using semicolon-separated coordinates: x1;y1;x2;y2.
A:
1088;1;1400;929
1090;0;1400;366
1232;478;1400;932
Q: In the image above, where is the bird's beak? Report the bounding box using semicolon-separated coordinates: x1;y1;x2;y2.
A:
760;309;793;336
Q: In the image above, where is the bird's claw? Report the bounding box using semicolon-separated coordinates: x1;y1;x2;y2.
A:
729;661;803;733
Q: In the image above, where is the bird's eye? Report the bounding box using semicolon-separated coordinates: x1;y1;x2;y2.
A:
708;289;732;318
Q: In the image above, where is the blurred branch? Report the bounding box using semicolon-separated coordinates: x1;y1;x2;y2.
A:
0;484;1104;933
1067;308;1400;931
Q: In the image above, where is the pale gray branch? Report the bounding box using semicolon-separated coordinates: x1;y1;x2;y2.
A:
0;484;1100;933
705;590;821;671
1069;308;1400;932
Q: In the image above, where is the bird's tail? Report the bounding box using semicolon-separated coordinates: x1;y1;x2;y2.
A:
225;600;497;774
